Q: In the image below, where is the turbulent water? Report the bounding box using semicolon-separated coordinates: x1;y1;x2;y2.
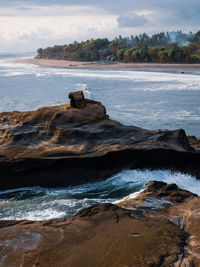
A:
0;53;200;220
0;170;199;221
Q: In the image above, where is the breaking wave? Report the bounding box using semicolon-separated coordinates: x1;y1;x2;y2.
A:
0;170;199;221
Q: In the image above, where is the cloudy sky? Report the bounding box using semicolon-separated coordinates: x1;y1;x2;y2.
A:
0;0;199;52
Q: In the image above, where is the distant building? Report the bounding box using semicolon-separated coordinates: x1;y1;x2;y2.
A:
106;55;117;62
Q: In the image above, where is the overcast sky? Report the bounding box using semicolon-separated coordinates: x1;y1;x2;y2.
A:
0;0;199;53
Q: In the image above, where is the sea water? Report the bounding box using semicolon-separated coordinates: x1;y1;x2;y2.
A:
0;170;199;221
0;54;200;220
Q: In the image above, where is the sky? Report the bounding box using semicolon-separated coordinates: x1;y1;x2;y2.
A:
0;0;199;53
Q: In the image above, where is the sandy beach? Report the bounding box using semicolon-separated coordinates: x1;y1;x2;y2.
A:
14;58;200;72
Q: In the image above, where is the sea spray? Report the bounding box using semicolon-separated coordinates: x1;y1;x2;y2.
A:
0;170;199;221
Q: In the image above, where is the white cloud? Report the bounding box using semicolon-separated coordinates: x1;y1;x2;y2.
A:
0;8;118;52
0;4;117;39
0;1;199;52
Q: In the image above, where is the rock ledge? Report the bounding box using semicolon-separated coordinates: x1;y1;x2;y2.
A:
0;92;199;189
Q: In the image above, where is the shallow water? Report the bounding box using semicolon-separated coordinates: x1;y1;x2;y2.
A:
0;54;200;220
0;54;200;137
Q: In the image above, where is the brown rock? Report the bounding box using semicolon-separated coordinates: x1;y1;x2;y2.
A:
0;94;199;189
118;181;197;211
0;203;184;267
167;197;200;266
69;90;86;108
0;182;199;266
145;181;197;203
188;135;200;151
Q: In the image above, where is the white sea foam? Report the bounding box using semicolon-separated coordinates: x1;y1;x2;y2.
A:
75;83;91;97
1;58;200;92
2;209;67;221
0;170;199;221
116;170;200;195
56;71;200;91
113;170;200;205
113;189;144;204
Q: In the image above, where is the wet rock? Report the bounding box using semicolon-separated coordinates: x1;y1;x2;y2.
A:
0;203;185;267
118;181;197;211
0;183;199;267
146;181;197;202
0;181;199;266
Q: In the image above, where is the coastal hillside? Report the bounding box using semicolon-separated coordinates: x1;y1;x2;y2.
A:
36;30;200;63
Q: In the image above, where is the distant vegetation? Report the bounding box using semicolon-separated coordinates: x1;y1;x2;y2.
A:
36;31;200;63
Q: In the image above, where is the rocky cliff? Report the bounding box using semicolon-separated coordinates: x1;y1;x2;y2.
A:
0;92;199;189
1;92;200;266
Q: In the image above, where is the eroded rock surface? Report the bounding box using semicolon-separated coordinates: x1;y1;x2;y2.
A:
0;182;199;266
118;181;197;211
68;90;86;108
0;92;199;189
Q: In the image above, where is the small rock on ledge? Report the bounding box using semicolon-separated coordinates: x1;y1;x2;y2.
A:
69;90;86;108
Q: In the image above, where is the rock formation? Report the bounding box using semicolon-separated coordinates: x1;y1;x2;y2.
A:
0;92;200;265
0;181;199;266
187;135;200;151
118;180;197;210
68;90;86;108
0;91;199;189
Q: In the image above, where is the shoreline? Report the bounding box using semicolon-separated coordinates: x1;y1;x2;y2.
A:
14;58;200;72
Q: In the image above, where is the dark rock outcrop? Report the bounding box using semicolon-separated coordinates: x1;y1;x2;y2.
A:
69;90;86;108
140;180;197;203
0;92;199;189
118;181;197;211
0;182;199;266
188;135;200;151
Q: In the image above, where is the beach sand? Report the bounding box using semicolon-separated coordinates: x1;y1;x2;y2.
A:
14;58;200;72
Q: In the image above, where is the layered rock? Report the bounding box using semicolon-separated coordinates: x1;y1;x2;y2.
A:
118;180;197;211
188;135;200;151
0;92;199;189
0;181;199;266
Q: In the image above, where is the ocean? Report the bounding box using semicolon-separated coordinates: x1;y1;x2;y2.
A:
0;53;200;220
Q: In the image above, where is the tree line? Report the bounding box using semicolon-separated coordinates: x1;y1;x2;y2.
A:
36;31;200;63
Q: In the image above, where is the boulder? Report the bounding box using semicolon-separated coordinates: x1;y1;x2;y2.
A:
69;90;86;108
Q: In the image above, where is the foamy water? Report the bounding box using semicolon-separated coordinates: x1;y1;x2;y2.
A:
0;55;200;136
0;170;199;221
0;54;200;220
